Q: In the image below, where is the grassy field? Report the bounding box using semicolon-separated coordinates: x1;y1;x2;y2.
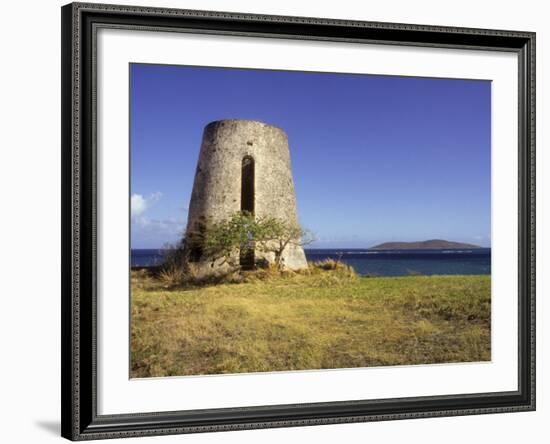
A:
130;267;490;378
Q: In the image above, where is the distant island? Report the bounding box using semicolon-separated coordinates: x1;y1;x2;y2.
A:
370;239;482;250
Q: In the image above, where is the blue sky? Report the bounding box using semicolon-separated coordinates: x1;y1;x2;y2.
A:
130;63;491;249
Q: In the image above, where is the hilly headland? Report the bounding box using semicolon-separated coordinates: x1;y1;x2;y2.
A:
370;239;482;250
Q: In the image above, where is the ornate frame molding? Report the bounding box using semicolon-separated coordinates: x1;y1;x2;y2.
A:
61;2;535;440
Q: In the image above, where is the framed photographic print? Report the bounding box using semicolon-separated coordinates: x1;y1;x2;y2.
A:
61;2;536;440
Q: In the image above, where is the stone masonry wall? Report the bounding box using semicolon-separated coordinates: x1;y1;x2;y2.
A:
185;119;308;273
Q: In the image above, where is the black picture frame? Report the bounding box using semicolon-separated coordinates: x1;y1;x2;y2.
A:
61;2;536;440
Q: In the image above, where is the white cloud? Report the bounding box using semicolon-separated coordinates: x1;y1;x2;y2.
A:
131;194;147;217
150;191;162;202
130;192;189;247
131;216;187;248
131;192;162;218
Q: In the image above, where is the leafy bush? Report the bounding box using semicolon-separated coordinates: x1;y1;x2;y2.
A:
195;211;315;271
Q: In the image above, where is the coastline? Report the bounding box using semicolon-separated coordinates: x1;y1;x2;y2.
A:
130;248;492;277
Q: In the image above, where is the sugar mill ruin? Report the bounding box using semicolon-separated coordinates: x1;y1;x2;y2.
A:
184;119;308;275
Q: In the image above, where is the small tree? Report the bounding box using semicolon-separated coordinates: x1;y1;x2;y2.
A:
201;211;257;268
199;211;314;271
254;216;315;270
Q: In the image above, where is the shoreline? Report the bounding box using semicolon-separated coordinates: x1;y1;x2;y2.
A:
129;264;491;277
130;248;491;277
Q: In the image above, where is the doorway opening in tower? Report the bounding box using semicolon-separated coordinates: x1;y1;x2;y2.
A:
240;155;255;270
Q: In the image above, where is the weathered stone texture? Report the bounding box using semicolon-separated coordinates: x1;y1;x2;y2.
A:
185;119;308;273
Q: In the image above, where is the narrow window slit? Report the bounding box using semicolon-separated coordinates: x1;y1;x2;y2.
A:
240;156;255;269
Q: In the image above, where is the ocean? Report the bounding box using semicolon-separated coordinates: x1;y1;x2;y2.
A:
131;248;491;277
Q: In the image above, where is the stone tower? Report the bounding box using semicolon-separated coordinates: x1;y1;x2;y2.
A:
184;119;308;275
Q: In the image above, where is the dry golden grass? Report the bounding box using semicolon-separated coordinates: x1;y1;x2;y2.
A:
130;268;490;378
